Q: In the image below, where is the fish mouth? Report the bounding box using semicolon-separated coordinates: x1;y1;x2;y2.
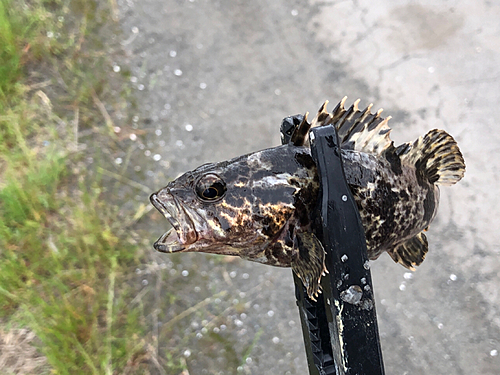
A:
150;192;198;253
153;227;183;252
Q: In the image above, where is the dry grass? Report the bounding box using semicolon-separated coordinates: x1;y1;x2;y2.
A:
0;328;48;374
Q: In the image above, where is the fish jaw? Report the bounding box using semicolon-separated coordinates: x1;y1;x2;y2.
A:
153;227;183;253
150;191;197;253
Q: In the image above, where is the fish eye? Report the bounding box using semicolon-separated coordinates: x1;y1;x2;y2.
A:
195;174;226;202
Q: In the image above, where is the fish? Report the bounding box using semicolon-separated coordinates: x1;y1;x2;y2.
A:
150;98;465;299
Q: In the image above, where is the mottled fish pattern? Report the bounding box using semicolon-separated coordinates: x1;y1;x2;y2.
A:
150;98;465;299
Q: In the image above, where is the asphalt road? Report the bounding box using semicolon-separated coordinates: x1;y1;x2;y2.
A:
117;0;500;373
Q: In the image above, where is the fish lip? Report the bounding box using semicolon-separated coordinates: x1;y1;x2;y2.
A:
149;193;171;220
153;228;185;253
150;192;197;252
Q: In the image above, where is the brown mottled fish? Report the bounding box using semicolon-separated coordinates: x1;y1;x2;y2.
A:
150;98;465;299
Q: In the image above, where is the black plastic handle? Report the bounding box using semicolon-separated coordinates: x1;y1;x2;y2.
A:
281;116;385;375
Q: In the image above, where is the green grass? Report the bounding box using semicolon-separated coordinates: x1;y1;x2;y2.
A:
0;0;150;373
0;0;19;99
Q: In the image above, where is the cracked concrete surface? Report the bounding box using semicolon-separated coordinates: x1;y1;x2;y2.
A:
118;0;500;373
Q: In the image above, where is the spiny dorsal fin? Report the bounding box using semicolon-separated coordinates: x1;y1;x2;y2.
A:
331;96;348;123
399;129;465;186
308;97;394;154
388;232;428;270
335;98;393;154
310;100;333;128
292;100;337;146
290;112;310;146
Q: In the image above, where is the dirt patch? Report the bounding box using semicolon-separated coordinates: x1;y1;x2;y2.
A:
0;328;48;374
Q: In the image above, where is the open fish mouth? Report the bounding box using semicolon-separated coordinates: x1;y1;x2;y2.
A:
149;192;197;253
153;227;184;253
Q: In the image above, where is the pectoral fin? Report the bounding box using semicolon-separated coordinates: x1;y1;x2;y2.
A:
388;232;428;270
291;232;327;301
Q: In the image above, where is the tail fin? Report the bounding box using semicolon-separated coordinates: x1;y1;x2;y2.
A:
398;129;465;186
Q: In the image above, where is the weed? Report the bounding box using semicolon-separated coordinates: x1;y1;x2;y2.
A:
0;0;149;373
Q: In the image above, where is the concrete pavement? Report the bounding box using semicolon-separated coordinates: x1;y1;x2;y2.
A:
118;0;500;373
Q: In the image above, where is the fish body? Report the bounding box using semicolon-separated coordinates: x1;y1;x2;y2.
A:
150;99;465;298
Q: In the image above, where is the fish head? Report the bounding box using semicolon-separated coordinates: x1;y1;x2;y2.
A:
150;146;315;258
